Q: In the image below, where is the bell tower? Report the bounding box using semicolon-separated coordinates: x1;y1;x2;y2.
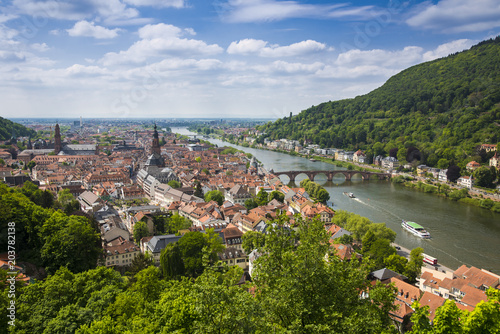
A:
152;123;161;156
54;123;62;154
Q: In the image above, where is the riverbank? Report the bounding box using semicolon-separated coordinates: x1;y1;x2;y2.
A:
174;127;500;274
395;177;500;213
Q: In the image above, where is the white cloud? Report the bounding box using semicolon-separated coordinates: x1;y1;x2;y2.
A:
336;47;424;68
254;60;324;74
423;39;476;61
65;64;109;76
122;0;186;8
138;23;184;39
67;21;122;39
407;0;500;33
100;23;223;66
31;42;50;52
12;0;145;25
0;13;18;23
227;39;327;57
216;0;376;23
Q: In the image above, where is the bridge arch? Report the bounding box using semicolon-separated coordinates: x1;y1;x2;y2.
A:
273;170;391;184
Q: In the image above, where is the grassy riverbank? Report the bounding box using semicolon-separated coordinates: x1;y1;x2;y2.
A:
393;176;500;213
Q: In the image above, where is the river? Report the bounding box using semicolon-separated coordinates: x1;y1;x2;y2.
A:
173;127;500;274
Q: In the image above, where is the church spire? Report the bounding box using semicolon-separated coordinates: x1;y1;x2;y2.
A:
152;123;161;156
54;123;62;154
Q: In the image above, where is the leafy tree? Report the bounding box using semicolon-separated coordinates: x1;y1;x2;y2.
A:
160;243;188;279
126;252;154;277
165;213;191;234
389;147;399;158
437;158;450;169
177;232;208;277
335;233;354;245
432;300;464;334
366;238;396;269
255;189;269;206
203;228;225;265
193;181;203;198
241;231;265;253
473;166;495;188
253;215;396;333
405;247;424;282
204;190;224;205
447;165;461;182
27;160;36;172
167;180;181;189
195;157;201;163
41;215;102;275
384;254;408;274
268;190;285;203
133;220;149;243
315;188;330;203
244;198;258;210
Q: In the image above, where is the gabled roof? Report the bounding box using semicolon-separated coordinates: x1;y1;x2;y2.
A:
147;234;182;253
370;268;407;281
419;291;445;321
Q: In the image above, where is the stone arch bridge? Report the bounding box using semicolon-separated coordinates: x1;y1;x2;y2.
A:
273;170;391;183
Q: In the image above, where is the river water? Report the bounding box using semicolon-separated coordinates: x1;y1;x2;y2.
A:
173;128;500;274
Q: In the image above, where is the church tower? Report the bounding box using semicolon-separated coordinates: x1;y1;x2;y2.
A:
54;123;62;154
152;123;161;156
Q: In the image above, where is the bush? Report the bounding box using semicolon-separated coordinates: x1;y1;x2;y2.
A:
480;198;495;209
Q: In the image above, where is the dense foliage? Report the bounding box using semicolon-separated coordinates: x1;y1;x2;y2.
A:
299;179;330;203
2;215;400;334
0;117;36;141
0;183;102;275
258;37;500;168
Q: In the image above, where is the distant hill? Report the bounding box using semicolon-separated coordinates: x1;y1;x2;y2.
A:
257;36;500;168
0;117;37;142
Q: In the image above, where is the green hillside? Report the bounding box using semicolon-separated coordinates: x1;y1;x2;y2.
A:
0;116;36;141
258;36;500;168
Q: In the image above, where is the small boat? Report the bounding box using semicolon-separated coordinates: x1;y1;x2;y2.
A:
401;220;431;239
309;158;317;162
343;192;355;198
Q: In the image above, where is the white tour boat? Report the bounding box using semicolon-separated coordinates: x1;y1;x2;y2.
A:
401;220;431;239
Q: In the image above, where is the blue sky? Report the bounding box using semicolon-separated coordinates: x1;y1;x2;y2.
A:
1;0;499;119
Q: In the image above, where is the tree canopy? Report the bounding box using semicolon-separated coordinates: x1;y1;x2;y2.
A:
257;37;500;169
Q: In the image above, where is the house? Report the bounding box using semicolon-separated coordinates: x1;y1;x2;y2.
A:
417;165;430;176
373;155;383;166
225;184;252;205
466;161;481;171
419;291;446;323
480;144;497;152
103;239;141;267
490;152;500;169
353;150;367;164
222;223;244;250
416;265;500;309
327;224;352;240
457;175;474;189
330;244;361;262
381;157;400;169
142;234;182;265
438;169;448;182
77;191;104;213
369;268;408;282
217;247;248;269
100;220;130;243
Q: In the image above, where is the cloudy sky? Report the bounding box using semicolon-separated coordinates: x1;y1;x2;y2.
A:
1;0;499;119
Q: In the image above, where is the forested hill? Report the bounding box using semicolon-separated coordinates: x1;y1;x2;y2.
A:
257;36;500;167
0;116;36;141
